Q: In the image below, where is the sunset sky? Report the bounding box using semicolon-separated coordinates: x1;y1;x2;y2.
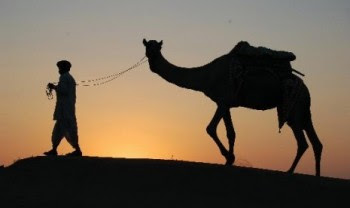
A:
1;0;349;179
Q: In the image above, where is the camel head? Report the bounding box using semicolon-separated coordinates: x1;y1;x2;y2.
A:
143;39;163;59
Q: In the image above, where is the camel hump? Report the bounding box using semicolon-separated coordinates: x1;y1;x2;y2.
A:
231;41;296;61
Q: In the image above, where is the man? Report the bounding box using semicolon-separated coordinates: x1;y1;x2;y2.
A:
44;60;82;156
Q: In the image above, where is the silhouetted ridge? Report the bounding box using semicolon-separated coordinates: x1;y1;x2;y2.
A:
1;156;349;207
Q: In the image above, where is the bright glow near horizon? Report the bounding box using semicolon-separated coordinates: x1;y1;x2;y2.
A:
1;0;349;179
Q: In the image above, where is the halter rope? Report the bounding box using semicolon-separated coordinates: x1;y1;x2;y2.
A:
46;56;147;100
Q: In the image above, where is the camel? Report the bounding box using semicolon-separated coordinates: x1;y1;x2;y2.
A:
143;39;323;176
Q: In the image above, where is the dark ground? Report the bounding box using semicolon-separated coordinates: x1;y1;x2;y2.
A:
1;156;349;208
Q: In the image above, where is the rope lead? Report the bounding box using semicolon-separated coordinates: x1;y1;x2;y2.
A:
46;56;147;100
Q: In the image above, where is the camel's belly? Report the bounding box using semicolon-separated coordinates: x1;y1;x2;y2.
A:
237;73;282;110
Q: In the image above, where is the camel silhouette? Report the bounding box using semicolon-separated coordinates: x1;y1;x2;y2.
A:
143;39;323;176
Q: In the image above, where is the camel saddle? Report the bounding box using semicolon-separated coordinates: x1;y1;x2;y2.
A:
229;42;301;130
232;41;296;61
230;41;296;77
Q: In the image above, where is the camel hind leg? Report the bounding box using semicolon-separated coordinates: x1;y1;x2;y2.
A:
304;111;323;176
286;82;322;176
287;124;309;174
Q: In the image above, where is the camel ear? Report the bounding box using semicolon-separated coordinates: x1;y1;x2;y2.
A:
143;38;147;46
159;40;163;46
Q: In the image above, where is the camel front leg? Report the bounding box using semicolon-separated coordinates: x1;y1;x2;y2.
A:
206;107;228;160
223;108;236;165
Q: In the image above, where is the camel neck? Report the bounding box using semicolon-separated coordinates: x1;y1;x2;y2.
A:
148;52;209;92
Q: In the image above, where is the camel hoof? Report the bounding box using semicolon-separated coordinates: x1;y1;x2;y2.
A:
225;154;235;166
286;168;294;175
225;161;232;166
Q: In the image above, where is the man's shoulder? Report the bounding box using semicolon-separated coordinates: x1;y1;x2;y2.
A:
60;73;76;83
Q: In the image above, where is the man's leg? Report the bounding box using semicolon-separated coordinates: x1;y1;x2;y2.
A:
44;120;64;156
64;118;82;156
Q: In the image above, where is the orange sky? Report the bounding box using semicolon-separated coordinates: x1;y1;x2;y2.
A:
1;1;349;179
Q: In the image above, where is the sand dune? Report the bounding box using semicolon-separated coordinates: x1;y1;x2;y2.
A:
1;156;349;207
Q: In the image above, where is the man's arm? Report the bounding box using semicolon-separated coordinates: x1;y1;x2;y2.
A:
48;75;69;95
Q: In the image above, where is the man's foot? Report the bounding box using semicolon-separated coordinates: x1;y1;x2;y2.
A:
44;149;57;156
65;150;82;157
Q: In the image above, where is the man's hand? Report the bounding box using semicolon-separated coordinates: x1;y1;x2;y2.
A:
47;83;56;90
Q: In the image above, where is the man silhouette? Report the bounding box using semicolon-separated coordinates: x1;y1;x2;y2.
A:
44;60;82;156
